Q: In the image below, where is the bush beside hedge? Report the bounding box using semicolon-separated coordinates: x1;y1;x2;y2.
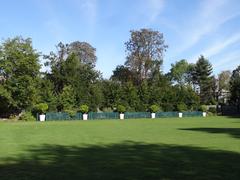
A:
19;112;36;121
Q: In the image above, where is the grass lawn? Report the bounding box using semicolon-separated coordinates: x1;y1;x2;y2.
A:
0;116;240;179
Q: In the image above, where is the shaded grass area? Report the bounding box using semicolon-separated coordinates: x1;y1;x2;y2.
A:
0;116;240;179
1;142;240;180
180;128;240;139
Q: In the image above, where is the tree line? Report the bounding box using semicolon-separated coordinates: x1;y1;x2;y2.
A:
0;29;239;117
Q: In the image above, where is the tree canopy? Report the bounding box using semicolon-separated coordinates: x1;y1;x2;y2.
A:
0;37;41;115
0;31;239;117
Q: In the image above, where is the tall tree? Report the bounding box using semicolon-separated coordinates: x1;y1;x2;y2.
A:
125;29;168;83
192;55;213;104
230;65;240;108
45;42;101;110
217;70;231;104
0;37;40;114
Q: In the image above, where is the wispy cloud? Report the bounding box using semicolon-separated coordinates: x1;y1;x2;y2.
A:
45;19;66;41
190;32;240;62
74;0;98;26
147;0;165;22
34;0;67;41
175;0;240;54
213;50;240;71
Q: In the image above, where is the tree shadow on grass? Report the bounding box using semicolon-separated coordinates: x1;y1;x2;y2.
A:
1;142;240;180
180;128;240;139
226;115;240;119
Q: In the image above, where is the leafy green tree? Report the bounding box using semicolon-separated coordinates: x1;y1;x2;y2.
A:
58;85;76;111
230;65;240;108
45;42;102;111
0;37;41;114
169;59;192;86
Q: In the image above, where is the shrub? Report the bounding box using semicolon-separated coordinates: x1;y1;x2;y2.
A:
177;103;188;112
19;112;36;121
199;105;208;112
9;114;17;120
65;109;76;118
207;112;216;116
117;105;126;113
149;105;160;113
34;103;48;114
208;107;217;114
79;105;89;114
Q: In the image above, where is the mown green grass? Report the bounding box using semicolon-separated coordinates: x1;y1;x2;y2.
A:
0;116;240;179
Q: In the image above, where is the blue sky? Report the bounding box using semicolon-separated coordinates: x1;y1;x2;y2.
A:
1;0;240;78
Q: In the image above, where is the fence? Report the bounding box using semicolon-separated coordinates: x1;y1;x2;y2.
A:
46;112;82;121
182;111;203;117
124;112;151;119
88;112;119;120
155;112;179;118
44;111;203;121
220;105;240;116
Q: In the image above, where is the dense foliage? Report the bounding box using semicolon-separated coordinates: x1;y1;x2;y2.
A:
230;66;240;109
0;37;40;116
149;105;160;113
0;30;239;117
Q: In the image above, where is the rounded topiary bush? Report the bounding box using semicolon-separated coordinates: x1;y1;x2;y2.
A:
177;103;188;112
149;105;160;113
117;105;126;113
79;105;89;114
19;112;36;121
34;103;48;114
